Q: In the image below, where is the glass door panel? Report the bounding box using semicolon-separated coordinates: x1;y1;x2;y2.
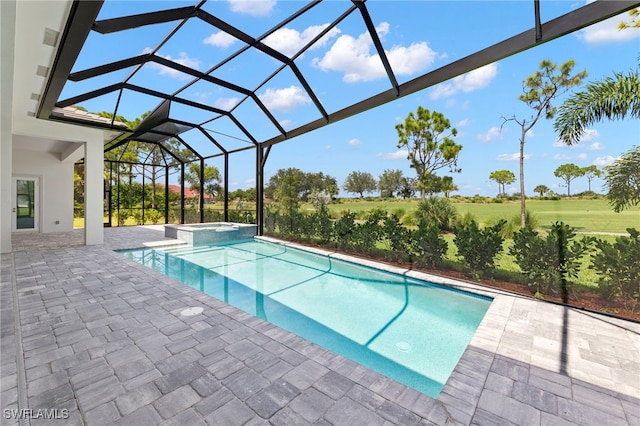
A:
13;178;38;231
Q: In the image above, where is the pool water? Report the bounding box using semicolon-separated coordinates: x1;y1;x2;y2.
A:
119;239;491;397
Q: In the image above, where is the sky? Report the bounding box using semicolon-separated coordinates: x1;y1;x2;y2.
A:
64;0;640;197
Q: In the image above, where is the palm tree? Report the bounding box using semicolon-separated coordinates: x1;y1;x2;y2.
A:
554;70;640;145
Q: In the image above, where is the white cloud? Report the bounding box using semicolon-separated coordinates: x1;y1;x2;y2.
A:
192;91;212;104
347;138;362;145
279;119;292;127
477;126;501;142
312;22;437;82
377;149;408;160
263;25;341;57
457;118;472;128
497;153;530;161
588;142;606;151
325;145;333;150
258;85;311;111
594;155;618;167
228;0;276;17
578;4;640;44
553;153;588;161
553;129;601;149
213;97;240;110
579;128;600;142
143;48;201;79
203;31;237;48
430;63;498;99
244;178;256;188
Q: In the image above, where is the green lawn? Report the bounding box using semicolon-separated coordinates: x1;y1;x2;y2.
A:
326;198;639;234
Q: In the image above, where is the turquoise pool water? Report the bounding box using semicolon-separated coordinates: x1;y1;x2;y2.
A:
120;239;491;397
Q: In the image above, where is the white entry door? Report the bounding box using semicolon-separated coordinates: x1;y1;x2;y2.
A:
12;177;39;232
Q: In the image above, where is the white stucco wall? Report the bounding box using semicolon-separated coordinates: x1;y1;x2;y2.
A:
1;0;16;253
13;148;74;233
9;116;104;244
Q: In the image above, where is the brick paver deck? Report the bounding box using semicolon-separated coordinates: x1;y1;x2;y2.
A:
1;226;638;425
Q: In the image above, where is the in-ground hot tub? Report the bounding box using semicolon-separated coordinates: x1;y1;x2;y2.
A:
164;222;257;245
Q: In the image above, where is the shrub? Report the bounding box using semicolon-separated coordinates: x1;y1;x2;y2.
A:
590;228;640;304
146;209;163;224
392;208;406;221
308;191;332;211
383;213;411;260
412;220;448;268
500;210;539;239
264;205;278;234
454;219;506;276
510;222;592;296
332;211;357;249
278;209;305;238
312;207;333;244
353;209;386;254
414;197;458;231
455;211;476;228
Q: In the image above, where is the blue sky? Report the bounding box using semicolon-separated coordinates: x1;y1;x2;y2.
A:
65;0;640;197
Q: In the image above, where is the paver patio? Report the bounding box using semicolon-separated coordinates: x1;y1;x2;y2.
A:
1;226;638;425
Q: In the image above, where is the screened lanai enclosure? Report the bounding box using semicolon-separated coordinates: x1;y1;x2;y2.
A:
39;0;638;234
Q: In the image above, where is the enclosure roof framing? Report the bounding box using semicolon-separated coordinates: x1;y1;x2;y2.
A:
38;0;639;164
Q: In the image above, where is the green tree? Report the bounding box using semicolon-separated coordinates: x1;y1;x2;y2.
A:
182;163;221;208
378;169;404;197
265;168;305;211
398;177;416;199
395;107;462;198
502;59;587;226
343;171;377;198
533;184;550;197
489;170;516;196
440;176;458;198
554;70;639;145
554;163;584;196
581;165;603;192
604;146;640;212
301;172;338;200
265;168;304;200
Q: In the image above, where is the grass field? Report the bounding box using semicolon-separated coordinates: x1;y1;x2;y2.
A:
325;198;639;234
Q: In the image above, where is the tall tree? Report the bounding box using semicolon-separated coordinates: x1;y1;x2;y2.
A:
378;169;404;197
440;176;458;198
182;163;221;209
301;172;339;200
396;107;462;198
554;163;584;196
502;59;587;226
489;170;516;196
343;171;377;198
604;146;640;212
533;184;550;197
265;168;304;201
581;165;603;192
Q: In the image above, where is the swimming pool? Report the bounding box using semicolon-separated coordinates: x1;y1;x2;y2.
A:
120;239;491;397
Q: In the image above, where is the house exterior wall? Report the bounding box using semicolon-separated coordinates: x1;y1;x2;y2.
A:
10;119;105;246
12;148;74;233
1;0;16;253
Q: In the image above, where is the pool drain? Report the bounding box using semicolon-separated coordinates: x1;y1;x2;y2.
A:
396;341;411;352
180;306;204;316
